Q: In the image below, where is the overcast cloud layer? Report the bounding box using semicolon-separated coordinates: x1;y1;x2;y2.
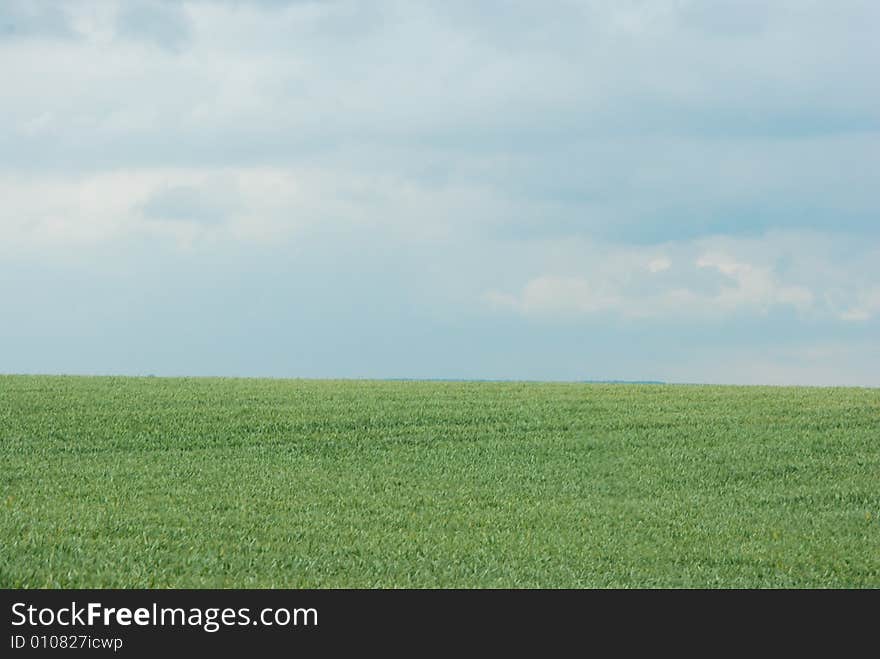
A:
1;0;878;385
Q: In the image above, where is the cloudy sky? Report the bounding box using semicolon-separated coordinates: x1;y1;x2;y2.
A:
2;0;878;385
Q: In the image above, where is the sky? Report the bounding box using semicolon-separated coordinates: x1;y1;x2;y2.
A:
1;0;878;385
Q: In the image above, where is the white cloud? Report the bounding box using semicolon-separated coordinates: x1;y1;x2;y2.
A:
840;288;880;321
484;237;833;320
0;164;519;255
648;257;671;273
485;276;621;317
695;252;813;313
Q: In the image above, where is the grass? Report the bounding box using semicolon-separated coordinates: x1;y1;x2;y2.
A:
1;375;878;588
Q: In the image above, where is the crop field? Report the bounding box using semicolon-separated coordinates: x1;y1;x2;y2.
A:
1;375;878;588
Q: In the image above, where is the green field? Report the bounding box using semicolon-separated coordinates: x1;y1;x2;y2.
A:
1;375;878;588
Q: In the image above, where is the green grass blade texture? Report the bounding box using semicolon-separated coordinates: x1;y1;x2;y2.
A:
2;375;878;588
